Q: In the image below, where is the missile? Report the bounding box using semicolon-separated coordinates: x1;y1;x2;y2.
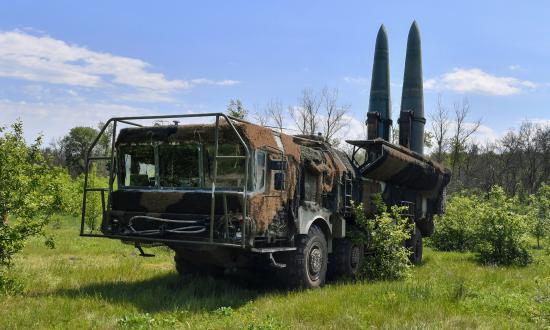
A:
399;21;426;154
367;25;392;141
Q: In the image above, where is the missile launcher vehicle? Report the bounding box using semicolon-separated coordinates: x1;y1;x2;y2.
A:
81;22;450;288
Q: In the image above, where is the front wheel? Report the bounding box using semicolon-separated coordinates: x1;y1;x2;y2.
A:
174;251;223;277
282;225;328;289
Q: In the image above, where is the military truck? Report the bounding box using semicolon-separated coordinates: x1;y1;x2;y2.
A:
81;22;450;288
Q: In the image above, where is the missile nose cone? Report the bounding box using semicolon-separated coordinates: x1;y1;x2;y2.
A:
406;21;421;51
375;24;389;50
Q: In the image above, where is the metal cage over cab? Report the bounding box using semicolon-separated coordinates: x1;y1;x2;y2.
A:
80;113;253;249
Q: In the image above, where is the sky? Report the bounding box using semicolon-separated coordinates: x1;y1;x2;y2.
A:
0;0;549;145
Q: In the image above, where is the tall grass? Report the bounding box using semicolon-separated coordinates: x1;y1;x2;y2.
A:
0;215;549;329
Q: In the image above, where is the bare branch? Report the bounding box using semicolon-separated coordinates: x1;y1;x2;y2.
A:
291;88;321;135
429;94;450;162
265;100;285;132
320;86;350;144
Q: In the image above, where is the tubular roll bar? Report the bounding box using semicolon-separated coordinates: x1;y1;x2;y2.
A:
80;113;251;248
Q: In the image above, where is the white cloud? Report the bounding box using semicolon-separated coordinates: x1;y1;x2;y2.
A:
508;64;523;71
0;30;239;95
469;123;501;145
0;98;152;142
334;114;366;141
190;78;241;86
425;68;537;96
343;76;370;85
527;118;550;127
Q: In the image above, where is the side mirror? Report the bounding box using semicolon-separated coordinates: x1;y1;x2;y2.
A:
274;172;285;191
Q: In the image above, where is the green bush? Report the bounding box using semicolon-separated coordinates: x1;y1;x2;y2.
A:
352;200;412;281
475;186;532;266
77;164;109;232
50;167;80;216
529;184;549;250
430;193;480;251
0;121;57;272
431;186;532;266
49;163;108;232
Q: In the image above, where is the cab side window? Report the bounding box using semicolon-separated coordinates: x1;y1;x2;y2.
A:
303;170;319;202
255;150;266;191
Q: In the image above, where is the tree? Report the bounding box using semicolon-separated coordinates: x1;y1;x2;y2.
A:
530;184;549;249
390;126;400;145
449;98;481;185
291;89;321;135
0;120;56;271
320;87;349;145
266;100;285;132
227;99;248;119
251;103;268;126
97;121;114;156
42;137;66;167
290;87;350;145
62;126;100;177
429;94;450;162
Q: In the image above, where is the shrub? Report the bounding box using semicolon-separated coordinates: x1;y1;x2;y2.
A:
430;193;480;251
77;164;108;232
352;200;412;281
475;186;532;266
430;186;532;266
0;121;57;272
50;167;80;216
529;184;549;249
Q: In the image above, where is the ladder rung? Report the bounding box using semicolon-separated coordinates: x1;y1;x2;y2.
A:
216;155;247;159
85;188;109;192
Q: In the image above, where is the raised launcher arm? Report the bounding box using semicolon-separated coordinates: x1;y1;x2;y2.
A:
347;138;451;219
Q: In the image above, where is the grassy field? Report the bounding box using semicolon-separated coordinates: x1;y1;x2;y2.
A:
1;216;549;329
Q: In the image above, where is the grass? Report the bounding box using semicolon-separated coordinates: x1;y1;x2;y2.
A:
1;215;549;329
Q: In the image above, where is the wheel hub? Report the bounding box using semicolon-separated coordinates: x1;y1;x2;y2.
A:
309;246;323;277
350;245;361;268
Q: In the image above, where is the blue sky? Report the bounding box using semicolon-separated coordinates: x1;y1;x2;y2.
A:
0;0;549;144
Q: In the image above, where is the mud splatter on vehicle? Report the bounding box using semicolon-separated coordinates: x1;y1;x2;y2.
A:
81;22;450;288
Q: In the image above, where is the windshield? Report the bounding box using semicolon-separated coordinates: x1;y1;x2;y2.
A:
118;143;250;190
119;145;156;188
158;143;202;188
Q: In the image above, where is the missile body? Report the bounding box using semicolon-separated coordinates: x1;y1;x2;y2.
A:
367;25;392;141
399;21;426;155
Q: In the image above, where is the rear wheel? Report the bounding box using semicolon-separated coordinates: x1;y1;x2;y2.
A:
282;225;328;289
328;238;364;280
406;226;423;265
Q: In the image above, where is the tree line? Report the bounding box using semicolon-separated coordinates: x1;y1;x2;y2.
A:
428;96;549;196
29;89;550;200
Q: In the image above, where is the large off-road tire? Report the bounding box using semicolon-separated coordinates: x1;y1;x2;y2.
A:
282;225;328;289
328;238;364;280
406;226;423;265
416;215;435;237
174;252;223;277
